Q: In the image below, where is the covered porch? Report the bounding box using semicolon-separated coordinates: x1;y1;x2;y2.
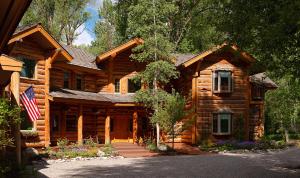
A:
49;89;150;145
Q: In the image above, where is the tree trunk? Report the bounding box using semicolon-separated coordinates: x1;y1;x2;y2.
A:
284;128;289;143
156;123;160;146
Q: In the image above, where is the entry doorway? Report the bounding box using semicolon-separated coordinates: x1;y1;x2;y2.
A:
110;115;133;143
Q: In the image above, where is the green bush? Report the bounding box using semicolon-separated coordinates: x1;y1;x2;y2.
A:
57;138;69;151
84;137;97;147
101;144;117;156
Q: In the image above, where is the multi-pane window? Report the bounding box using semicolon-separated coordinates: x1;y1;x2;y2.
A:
51;113;59;132
66;115;77;132
213;113;231;135
213;71;232;93
128;78;141;93
76;75;84;90
114;79;120;93
251;85;264;100
18;57;36;78
63;72;70;89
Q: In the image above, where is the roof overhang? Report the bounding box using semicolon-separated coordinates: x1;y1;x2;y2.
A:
0;54;23;72
180;43;256;68
0;0;32;53
8;24;73;62
96;38;144;63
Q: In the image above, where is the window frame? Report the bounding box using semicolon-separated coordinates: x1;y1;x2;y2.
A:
65;114;77;132
127;78;141;93
63;71;70;89
76;74;84;90
114;78;120;93
212;112;232;135
18;56;37;79
213;70;233;93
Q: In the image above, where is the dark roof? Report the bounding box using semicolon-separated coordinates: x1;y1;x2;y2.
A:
50;89;136;103
99;93;135;103
62;45;99;70
50;88;111;102
173;53;198;66
250;72;278;89
13;24;39;35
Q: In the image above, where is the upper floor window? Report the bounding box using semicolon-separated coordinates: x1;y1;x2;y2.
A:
213;70;232;93
212;113;231;135
18;57;36;79
114;79;120;93
63;72;70;89
128;78;141;93
76;75;84;90
251;85;264;100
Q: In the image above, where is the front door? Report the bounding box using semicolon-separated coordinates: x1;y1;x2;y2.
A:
111;116;133;143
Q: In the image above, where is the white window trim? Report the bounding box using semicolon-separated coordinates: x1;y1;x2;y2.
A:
212;113;232;135
213;70;232;93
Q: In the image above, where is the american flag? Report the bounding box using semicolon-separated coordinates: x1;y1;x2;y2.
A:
20;86;41;122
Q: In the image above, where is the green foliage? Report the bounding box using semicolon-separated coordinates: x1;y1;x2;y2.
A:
0;98;21;149
89;0;121;55
101;144;118;156
84;137;97;147
21;0;90;45
57;138;69;151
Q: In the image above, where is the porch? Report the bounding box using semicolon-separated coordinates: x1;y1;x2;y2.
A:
48;89;151;145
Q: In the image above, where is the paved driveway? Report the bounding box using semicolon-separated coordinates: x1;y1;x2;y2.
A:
36;147;300;178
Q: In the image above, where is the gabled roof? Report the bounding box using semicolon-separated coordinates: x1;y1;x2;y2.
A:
9;24;73;62
62;45;99;70
0;0;32;53
176;43;256;68
96;38;143;63
250;72;278;90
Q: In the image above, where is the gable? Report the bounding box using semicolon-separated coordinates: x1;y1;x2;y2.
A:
176;43;256;68
8;24;72;63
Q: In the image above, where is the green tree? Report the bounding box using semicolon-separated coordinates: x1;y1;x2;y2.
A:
21;0;90;45
128;0;179;146
89;0;119;55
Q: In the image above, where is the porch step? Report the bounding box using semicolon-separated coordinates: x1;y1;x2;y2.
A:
112;143;158;158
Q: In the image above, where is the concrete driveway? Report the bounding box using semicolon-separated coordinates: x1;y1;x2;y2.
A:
35;147;300;178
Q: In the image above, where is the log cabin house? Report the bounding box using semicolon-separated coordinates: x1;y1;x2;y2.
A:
7;24;277;148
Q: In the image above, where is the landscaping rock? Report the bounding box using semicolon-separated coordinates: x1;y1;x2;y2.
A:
23;147;39;161
158;144;168;151
97;150;105;157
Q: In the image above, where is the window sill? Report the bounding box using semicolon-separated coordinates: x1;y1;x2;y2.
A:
212;133;231;136
213;91;232;94
20;77;37;81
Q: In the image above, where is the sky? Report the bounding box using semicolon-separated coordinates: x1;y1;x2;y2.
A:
73;0;102;46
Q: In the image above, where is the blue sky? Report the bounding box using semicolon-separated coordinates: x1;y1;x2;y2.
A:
73;0;102;46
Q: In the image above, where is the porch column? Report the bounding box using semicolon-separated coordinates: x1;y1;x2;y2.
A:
133;111;138;144
10;71;21;164
78;105;83;145
105;110;111;144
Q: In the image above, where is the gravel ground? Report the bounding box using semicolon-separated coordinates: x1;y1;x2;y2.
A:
35;147;300;178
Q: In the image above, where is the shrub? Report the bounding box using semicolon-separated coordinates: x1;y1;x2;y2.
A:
101;144;118;156
57;138;69;151
84;137;97;147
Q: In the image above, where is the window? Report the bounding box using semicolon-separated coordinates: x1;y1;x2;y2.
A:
212;113;231;135
76;75;84;90
251;85;264;100
213;71;232;93
128;78;141;93
114;79;120;93
63;72;70;88
66;115;77;132
20;111;33;130
51;113;60;132
18;57;36;78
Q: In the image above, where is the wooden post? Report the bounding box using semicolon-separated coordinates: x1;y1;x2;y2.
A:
10;71;21;165
191;75;198;144
77;105;83;145
105;110;111;144
44;59;51;147
133;111;138;144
